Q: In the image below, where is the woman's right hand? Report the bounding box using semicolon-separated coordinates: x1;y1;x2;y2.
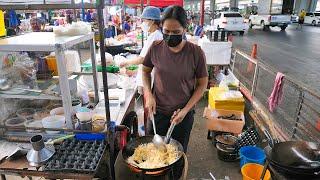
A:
145;91;156;116
120;61;127;68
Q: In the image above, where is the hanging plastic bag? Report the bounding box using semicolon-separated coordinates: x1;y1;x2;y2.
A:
219;72;239;89
13;54;37;89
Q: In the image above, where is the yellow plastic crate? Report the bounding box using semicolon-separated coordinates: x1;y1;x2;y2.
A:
208;87;245;112
0;10;6;37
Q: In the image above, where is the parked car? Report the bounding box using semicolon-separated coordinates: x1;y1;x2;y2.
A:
304;12;320;26
213;12;247;35
291;14;299;23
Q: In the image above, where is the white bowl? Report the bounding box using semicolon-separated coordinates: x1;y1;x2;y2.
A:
76;112;93;122
42;115;65;134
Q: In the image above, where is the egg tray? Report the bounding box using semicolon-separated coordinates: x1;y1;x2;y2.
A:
44;139;106;173
236;128;260;149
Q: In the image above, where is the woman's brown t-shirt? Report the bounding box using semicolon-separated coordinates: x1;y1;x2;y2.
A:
143;40;208;115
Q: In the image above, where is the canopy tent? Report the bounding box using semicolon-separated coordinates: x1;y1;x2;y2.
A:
124;0;183;7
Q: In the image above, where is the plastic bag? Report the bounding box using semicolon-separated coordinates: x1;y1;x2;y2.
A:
216;70;225;85
53;21;92;36
0;52;19;70
13;54;37;89
114;55;127;66
219;72;239;89
77;76;90;105
96;52;114;65
117;75;135;90
220;90;243;100
1;53;33;89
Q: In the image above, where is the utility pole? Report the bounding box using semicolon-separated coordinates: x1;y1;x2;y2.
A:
230;0;239;9
200;0;205;25
211;0;216;12
210;0;216;25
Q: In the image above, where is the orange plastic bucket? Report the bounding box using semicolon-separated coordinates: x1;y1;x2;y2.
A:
46;56;58;76
241;163;271;180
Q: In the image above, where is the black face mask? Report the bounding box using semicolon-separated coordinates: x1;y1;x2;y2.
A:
163;34;183;47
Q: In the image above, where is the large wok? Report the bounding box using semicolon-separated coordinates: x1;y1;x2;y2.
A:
263;131;320;177
122;136;184;172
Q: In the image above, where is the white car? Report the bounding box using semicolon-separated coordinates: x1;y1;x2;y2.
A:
213;12;247;35
304;12;320;26
249;14;291;31
291;14;299;23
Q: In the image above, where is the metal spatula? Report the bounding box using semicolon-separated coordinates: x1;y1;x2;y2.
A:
164;122;176;144
150;113;166;149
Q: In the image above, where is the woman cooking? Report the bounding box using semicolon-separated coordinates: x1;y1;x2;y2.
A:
142;5;208;152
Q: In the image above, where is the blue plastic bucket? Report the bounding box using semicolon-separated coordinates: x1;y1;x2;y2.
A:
239;146;266;167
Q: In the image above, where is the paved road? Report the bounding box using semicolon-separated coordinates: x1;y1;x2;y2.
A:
233;24;320;94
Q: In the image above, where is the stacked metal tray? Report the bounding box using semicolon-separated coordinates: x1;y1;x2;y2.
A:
44;139;106;173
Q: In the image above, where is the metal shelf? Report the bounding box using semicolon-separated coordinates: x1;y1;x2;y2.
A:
0;75;79;100
0;32;94;52
0;32;99;129
0;93;61;100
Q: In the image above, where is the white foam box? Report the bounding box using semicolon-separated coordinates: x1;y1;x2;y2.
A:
199;41;232;65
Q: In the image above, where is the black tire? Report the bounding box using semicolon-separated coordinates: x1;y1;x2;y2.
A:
239;31;244;36
280;25;287;31
261;21;267;31
312;20;316;26
249;20;253;28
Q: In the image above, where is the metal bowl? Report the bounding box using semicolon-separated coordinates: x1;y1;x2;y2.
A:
5;117;26;129
16;108;36;120
216;143;239;162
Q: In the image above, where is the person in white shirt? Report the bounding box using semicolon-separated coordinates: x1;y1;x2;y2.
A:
120;6;163;89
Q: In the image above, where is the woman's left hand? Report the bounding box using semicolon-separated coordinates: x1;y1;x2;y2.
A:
171;109;188;125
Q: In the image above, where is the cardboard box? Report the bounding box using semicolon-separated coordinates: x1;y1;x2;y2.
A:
208;87;245;112
203;107;245;134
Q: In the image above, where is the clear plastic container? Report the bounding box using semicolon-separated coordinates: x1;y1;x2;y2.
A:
24;120;43;132
42;115;66;134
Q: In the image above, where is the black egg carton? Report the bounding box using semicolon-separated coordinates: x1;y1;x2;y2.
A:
44;139;106;173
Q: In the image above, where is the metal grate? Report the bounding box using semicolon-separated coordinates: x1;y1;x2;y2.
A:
232;49;320;142
232;50;257;93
